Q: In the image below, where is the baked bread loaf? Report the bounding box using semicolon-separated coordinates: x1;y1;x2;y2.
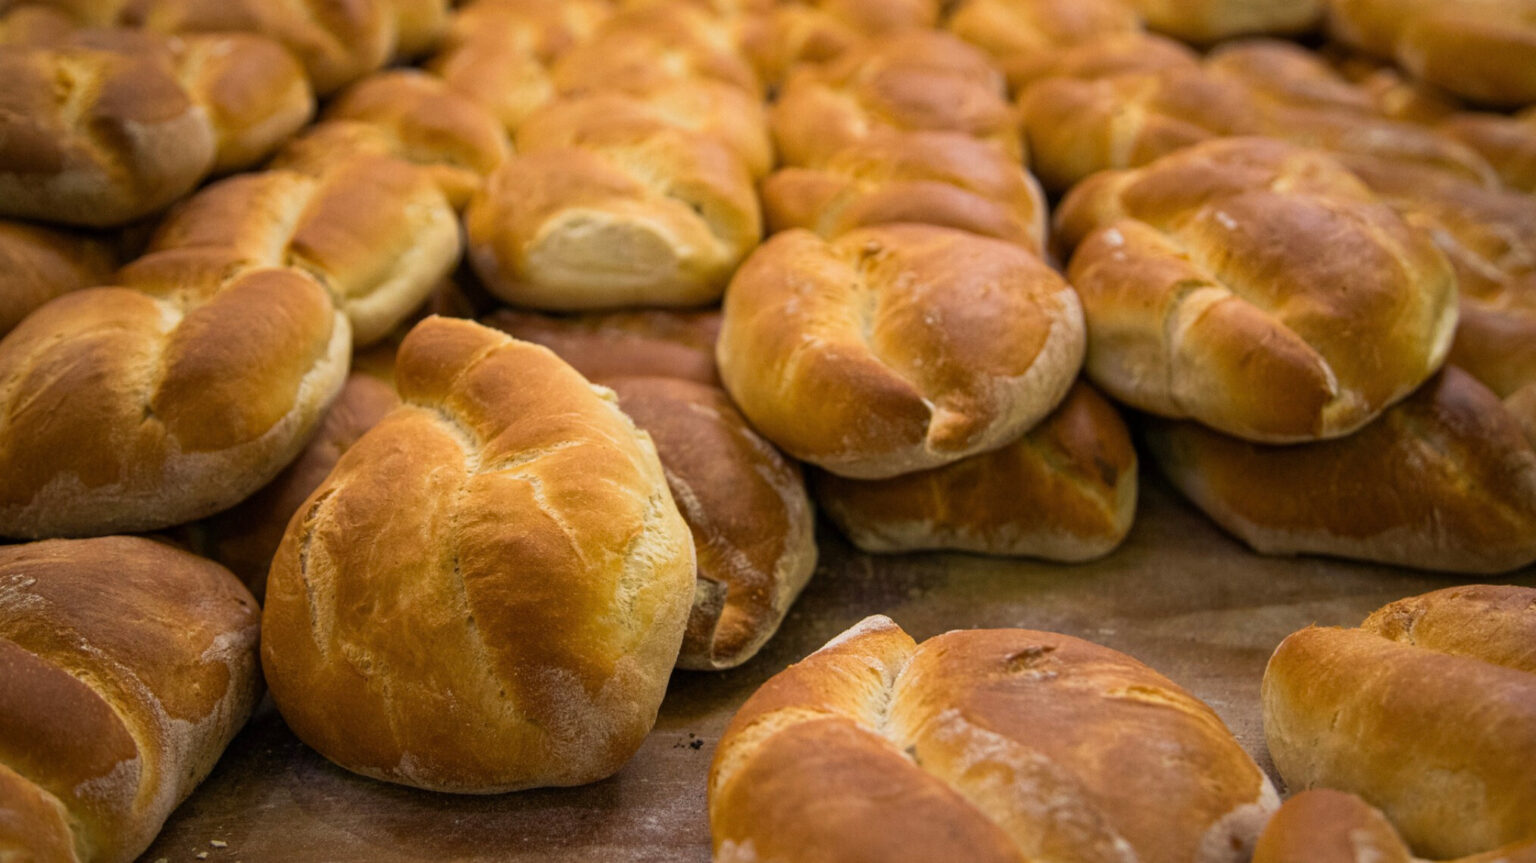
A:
770;30;1021;167
1146;367;1536;573
0;220;117;337
606;376;815;670
482;308;724;386
947;0;1142;92
192;372;397;599
0;29;312;226
1254;789;1536;863
710;616;1278;862
1126;0;1322;43
261;316;695;792
815;381;1135;559
1328;0;1536;107
0;536;261;863
464;126;760;311
718;224;1085;479
762;130;1047;252
1263;585;1536;858
1056;137;1458;442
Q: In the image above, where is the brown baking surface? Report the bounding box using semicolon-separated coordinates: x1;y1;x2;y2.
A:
139;476;1536;862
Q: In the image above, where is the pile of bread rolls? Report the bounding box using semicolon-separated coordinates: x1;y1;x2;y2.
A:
0;0;1532;859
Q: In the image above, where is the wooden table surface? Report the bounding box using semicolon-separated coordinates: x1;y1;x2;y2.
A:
140;476;1536;862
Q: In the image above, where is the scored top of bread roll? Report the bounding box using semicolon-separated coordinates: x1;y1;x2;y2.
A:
261;316;695;792
710;616;1278;863
1056;137;1458;443
0;536;261;863
1263;585;1536;858
717;224;1085;479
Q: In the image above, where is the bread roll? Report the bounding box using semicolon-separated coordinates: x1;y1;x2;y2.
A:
0;220;117;337
770;30;1021;167
464;127;760;311
762;131;1047;252
718;224;1085;479
1263;585;1536;858
710;616;1278;863
1441;107;1536;192
947;0;1142;92
1056;137;1458;442
1255;789;1536;863
261;316;695;792
1126;0;1322;43
816;381;1135;559
0;536;261;863
551;4;760;98
481;308;723;386
1146;367;1536;573
606;376;815;670
735;4;864;88
1003;30;1198;92
0;30;313;227
193;372;397;599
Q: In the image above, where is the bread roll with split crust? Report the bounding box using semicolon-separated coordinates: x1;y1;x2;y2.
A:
1263;585;1536;858
815;381;1136;560
0;221;117;337
261;316;695;792
0;536;261;863
1055;137;1458;443
717;224;1085;479
710;616;1278;863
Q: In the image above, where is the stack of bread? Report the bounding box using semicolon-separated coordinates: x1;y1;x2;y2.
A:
0;0;1533;859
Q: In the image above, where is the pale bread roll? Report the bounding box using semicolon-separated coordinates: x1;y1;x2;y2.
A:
717;224;1085;479
0;536;261;863
261;316;695;792
710;616;1278;862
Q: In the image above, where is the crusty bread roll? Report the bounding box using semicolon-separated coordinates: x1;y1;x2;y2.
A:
1329;0;1536;107
1004;30;1198;91
0;220;117;337
482;308;723;386
947;0;1142;92
606;376;815;670
762;130;1046;252
262;316;695;792
815;381;1135;559
193;372;397;599
1126;0;1322;43
1264;586;1536;858
718;224;1085;479
464;127;761;311
736;0;940;87
770;30;1021;168
710;616;1278;862
552;4;760;98
1441;107;1536;193
1146;367;1536;574
0;536;261;863
0;29;313;227
1254;789;1536;863
1056;137;1458;443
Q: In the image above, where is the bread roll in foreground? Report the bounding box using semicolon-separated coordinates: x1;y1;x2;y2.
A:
718;225;1085;479
262;317;695;792
1264;585;1536;858
1056;137;1458;443
1146;367;1536;574
710;616;1278;862
1254;789;1536;863
0;536;262;863
816;381;1136;559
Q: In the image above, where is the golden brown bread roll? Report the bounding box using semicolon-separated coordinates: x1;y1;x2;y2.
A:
710;616;1278;862
815;381;1136;559
1145;368;1536;574
261;316;695;792
762;130;1046;251
192;372;397;599
464;126;761;311
1328;0;1536;107
481;308;724;387
0;536;261;863
0;29;313;227
1263;585;1536;858
1056;137;1458;443
1125;0;1322;43
605;376;815;670
0;220;116;337
1441;106;1536;193
718;224;1085;479
947;0;1142;92
1003;30;1198;91
552;4;761;98
770;30;1021;167
1255;789;1536;863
